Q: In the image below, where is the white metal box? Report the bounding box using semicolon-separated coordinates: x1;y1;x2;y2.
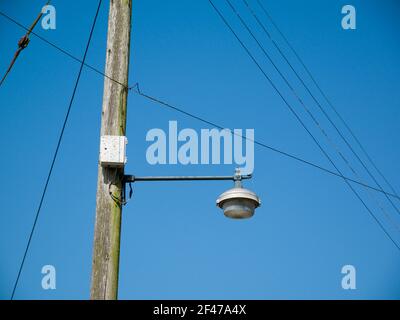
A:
99;135;128;167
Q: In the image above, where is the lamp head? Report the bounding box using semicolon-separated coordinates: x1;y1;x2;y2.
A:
216;170;261;219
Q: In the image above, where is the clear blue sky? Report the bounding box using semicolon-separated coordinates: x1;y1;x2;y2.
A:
0;0;399;299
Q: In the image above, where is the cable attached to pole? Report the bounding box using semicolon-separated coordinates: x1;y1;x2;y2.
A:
208;0;400;252
0;8;397;202
10;0;102;300
255;0;400;201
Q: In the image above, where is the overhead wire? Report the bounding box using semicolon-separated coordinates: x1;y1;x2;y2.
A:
0;7;397;201
240;0;400;217
0;2;399;294
207;0;400;250
255;0;400;202
222;0;400;232
10;0;103;299
133;88;399;200
2;0;398;299
239;0;400;234
0;10;127;89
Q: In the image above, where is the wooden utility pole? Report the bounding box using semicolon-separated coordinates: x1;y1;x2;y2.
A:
90;0;132;300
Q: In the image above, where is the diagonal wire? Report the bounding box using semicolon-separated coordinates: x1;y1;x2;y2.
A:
242;0;400;217
207;0;400;251
256;0;400;201
132;88;398;200
0;10;127;89
230;0;400;232
0;8;397;201
10;0;103;300
239;0;400;231
223;0;400;231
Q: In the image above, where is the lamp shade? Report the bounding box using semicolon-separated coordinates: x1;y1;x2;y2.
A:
216;187;261;219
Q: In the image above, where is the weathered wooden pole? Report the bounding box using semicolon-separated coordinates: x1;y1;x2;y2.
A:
90;0;132;300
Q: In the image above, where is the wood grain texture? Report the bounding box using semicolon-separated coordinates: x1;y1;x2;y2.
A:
90;0;132;300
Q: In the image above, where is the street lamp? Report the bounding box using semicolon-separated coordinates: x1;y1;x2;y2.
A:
216;169;261;219
123;168;261;219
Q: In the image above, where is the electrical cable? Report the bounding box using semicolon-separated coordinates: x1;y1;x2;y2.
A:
240;0;400;217
0;8;397;201
208;0;400;251
132;88;399;200
224;0;400;232
255;0;400;202
10;0;103;300
0;10;127;89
